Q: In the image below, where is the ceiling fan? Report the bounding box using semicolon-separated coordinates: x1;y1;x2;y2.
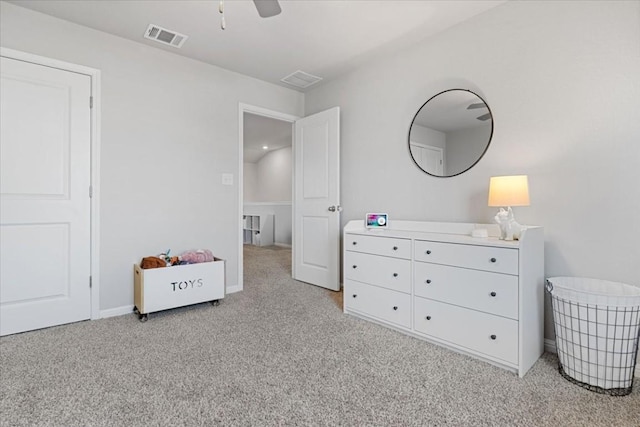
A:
253;0;282;18
467;102;491;121
219;0;282;29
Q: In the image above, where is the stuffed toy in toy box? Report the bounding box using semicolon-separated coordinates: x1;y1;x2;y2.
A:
180;249;214;264
140;256;167;269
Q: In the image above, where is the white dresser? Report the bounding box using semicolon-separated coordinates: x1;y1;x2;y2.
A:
343;220;544;377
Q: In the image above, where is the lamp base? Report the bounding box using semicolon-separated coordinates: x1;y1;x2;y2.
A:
494;207;523;241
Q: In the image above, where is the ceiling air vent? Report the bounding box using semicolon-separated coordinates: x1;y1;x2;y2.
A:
281;70;323;89
144;24;188;48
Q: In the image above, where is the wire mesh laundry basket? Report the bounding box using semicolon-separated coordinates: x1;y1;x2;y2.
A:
546;277;640;396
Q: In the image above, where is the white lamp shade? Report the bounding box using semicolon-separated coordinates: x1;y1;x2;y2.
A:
488;175;530;207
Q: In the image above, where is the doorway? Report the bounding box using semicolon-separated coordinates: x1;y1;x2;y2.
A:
237;104;341;293
237;104;299;293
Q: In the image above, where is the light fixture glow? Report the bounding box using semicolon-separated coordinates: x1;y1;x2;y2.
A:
262;146;268;150
488;175;530;207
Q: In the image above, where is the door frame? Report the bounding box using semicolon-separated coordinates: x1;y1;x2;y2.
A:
235;103;299;293
1;47;102;320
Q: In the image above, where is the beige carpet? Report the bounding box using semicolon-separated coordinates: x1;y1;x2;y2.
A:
0;244;638;426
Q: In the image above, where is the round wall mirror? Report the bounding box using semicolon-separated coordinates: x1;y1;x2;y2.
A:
408;89;493;177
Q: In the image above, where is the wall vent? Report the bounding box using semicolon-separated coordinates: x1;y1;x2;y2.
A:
144;24;188;48
281;70;323;89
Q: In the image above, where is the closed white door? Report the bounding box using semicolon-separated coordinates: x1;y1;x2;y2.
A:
410;142;443;175
293;107;340;291
0;56;91;336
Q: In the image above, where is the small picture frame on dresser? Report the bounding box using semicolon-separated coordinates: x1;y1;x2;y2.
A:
365;213;388;229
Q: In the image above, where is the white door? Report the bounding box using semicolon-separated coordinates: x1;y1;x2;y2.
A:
410;142;443;175
293;107;340;291
0;56;91;336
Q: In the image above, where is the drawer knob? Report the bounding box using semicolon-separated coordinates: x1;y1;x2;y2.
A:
393;273;398;277
426;316;432;320
352;265;357;269
490;334;497;340
393;246;398;251
352;241;357;245
426;250;432;255
393;306;398;311
426;279;432;284
490;291;497;297
490;257;497;263
352;294;357;298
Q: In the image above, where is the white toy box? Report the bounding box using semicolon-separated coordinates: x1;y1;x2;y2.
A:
133;258;225;321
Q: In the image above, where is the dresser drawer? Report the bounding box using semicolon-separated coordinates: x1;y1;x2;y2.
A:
414;240;518;275
414;262;518;319
345;251;411;293
414;297;518;364
344;280;411;329
345;233;411;259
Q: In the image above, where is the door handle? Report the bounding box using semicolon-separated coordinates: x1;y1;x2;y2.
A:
328;206;336;212
328;205;342;212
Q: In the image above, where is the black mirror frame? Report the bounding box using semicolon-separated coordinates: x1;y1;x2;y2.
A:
408;88;494;178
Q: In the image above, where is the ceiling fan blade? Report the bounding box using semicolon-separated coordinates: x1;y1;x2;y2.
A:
467;103;486;110
253;0;282;18
476;113;492;121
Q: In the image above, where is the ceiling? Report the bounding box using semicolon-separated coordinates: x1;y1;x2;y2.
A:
8;0;507;92
243;113;291;163
414;90;492;133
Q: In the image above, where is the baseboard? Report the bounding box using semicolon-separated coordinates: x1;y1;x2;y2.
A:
100;305;134;318
274;243;292;248
544;338;557;355
226;285;242;294
544;338;639;379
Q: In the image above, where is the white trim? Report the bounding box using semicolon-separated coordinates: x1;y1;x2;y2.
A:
1;47;98;76
100;305;134;319
226;285;242;294
0;47;102;321
238;103;299;292
544;338;557;354
244;201;292;206
274;243;292;248
89;67;102;321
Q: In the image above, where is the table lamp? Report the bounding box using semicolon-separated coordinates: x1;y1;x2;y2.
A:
488;175;530;240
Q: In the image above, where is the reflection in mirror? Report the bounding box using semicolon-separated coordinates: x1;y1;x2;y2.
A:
409;89;493;177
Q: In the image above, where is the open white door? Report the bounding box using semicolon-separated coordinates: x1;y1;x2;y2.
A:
293;107;340;291
0;56;91;335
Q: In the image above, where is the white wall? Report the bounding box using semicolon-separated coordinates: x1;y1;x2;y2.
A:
255;146;292;202
0;2;304;310
305;0;640;340
244;147;292;203
446;124;491;175
243;146;292;245
243;162;259;202
410;124;446;149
